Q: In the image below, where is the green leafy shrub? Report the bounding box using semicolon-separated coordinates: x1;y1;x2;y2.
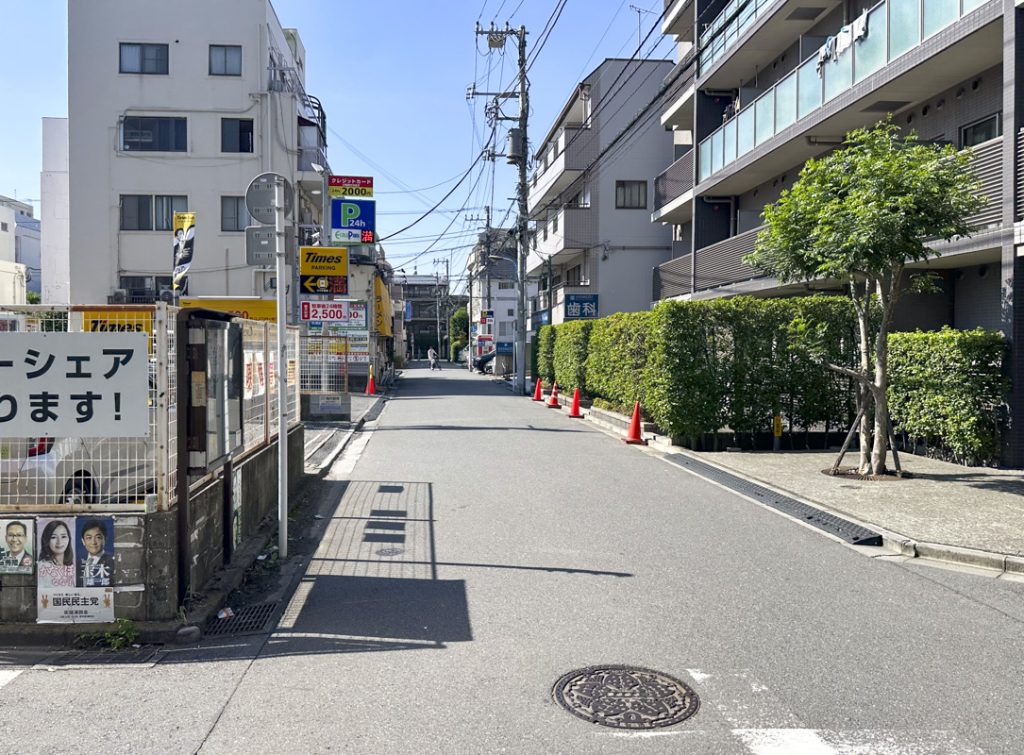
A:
888;328;1007;465
585;312;651;406
552;320;592;390
537;325;556;384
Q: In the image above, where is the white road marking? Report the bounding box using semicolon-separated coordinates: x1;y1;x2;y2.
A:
734;728;835;755
0;670;23;688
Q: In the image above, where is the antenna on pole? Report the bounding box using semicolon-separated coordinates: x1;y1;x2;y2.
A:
629;4;655;50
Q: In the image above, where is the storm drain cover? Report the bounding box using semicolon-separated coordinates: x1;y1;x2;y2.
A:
376;547;404;557
205;602;279;637
553;665;699;729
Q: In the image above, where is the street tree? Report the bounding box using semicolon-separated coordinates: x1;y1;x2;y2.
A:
449;306;469;361
745;120;983;475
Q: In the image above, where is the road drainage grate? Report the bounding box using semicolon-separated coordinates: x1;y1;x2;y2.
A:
205;602;279;637
376;547;404;557
553;665;700;729
664;453;883;546
41;646;161;667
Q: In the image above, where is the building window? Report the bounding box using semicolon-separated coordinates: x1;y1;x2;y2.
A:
122;117;187;152
119;195;186;231
221;196;251;232
566;265;582;286
498;281;515;290
615;180;648;209
120;275;173;303
209;45;242;76
120;195;153;231
119;43;168;75
222;118;254;153
0;222;7;232
154;195;188;231
960;114;1001;148
499;321;512;337
507;308;515;317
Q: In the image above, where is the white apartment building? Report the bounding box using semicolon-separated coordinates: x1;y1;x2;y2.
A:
0;197;41;297
66;0;328;307
466;227;536;374
527;58;674;327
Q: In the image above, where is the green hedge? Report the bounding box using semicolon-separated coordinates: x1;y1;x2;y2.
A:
544;297;1007;464
585;312;652;407
888;327;1008;465
537;325;556;384
552;321;592;390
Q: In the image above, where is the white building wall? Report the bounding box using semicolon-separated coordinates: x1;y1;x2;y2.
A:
41;117;71;304
0;206;14;263
0;261;27;305
591;59;673;316
67;0;313;305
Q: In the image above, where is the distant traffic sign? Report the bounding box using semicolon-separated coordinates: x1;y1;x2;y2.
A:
244;172;293;224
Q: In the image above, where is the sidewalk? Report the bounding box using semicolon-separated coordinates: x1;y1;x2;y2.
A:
553;392;1024;574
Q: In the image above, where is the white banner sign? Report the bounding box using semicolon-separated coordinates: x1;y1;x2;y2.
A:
300;300;367;327
0;333;149;437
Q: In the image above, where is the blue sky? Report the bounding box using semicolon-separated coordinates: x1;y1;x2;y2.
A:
0;0;676;282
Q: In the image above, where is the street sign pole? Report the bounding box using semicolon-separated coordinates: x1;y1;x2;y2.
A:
274;177;289;560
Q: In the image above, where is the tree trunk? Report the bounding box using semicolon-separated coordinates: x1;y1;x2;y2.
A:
869;269;899;476
855;284;873;475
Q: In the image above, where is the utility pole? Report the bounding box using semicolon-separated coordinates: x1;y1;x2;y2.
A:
473;22;529;394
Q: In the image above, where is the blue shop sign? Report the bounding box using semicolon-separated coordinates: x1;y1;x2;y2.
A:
564;294;598;319
495;341;514;355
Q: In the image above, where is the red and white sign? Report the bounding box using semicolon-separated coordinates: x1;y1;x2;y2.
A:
300;300;368;327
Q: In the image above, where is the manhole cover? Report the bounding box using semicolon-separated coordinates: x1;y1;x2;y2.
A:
552;665;699;729
205;602;279;637
376;547;404;557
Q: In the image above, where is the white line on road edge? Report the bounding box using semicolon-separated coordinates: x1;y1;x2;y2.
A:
0;670;23;689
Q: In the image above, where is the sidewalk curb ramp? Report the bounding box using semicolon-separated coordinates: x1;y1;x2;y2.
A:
561;396;1024;578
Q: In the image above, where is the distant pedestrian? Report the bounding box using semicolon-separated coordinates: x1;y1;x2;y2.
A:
427;347;440;371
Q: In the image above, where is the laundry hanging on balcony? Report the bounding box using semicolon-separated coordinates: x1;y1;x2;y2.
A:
815;11;869;77
835;25;854;57
815;36;836;75
852;8;869;40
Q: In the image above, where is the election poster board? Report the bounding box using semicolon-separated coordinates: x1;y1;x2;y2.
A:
0;333;149;438
36;516;115;624
0;518;34;575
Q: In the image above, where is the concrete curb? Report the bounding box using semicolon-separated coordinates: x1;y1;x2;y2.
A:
542;394;1024;579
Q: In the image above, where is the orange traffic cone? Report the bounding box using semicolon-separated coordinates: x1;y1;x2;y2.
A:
546;382;560;408
532;378;543;401
366;372;376;395
568;388;583;418
623;401;646;444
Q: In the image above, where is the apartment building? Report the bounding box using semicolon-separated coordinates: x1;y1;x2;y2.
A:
0;197;41;297
652;0;1023;462
65;0;328;307
526;58;674;327
466;227;536;374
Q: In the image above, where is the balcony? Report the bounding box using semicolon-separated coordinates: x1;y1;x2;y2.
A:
652;149;695;224
528;127;598;216
660;51;697;130
663;0;695;40
530;206;597;272
697;0;842;86
693;225;764;292
696;0;1001;194
296;144;327;200
653;253;693;300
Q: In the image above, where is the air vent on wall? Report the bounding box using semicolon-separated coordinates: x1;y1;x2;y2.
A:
786;7;825;20
862;100;911;112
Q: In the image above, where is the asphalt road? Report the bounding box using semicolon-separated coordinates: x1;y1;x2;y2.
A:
1;364;1023;754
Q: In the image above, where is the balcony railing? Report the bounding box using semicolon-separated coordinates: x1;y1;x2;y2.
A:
697;0;989;183
654;254;693;299
698;0;779;74
968;136;1003;229
1016;130;1024;221
298;144;327;173
655;149;695;209
694;225;764;292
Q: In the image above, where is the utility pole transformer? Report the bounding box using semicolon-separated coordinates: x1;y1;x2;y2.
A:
473;23;529;394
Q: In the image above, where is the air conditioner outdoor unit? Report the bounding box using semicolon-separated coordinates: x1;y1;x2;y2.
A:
158;288;174;304
108;288;128;304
